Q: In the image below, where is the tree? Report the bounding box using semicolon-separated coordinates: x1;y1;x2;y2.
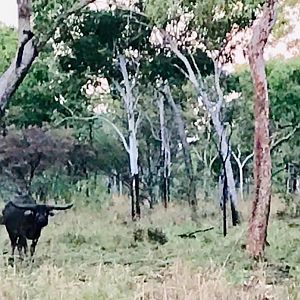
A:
0;126;72;196
246;0;277;259
114;55;142;220
144;0;264;225
157;91;171;208
0;0;94;113
53;7;167;216
162;83;197;208
164;38;240;225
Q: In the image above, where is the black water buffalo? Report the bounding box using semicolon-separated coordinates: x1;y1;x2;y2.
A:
1;196;73;257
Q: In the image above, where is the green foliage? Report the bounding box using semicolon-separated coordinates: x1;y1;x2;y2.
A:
57;10;151;78
145;0;263;49
0;25;17;74
228;57;300;194
267;57;300;126
93;126;128;176
230;57;300;134
32;0;82;40
8;52;64;127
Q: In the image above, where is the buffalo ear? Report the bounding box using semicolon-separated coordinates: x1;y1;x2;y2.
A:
49;211;55;217
24;210;33;216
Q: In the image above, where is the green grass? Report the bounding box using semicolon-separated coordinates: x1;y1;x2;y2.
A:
0;195;300;299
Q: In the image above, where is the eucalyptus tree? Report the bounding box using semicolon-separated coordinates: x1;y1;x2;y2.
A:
157;92;171;208
162;84;197;208
53;7;156;219
0;0;95;113
142;45;214;208
144;0;265;225
113;55;143;219
246;0;277;259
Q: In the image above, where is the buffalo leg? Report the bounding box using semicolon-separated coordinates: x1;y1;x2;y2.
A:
17;237;22;258
30;239;38;256
17;236;28;257
8;231;17;256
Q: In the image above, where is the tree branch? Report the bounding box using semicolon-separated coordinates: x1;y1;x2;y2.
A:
135;111;143;132
233;123;300;169
118;55;134;103
270;123;300;151
232;151;242;168
241;152;254;168
166;35;213;111
56;115;130;153
144;113;161;141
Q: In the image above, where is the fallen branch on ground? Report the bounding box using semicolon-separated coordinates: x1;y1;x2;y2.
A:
178;227;214;238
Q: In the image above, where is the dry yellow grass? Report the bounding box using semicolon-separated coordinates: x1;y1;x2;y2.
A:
135;260;289;300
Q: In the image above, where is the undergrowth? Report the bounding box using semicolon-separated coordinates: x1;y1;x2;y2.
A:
0;192;299;299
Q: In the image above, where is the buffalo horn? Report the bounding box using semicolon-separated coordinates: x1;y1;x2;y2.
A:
10;201;37;210
47;203;73;211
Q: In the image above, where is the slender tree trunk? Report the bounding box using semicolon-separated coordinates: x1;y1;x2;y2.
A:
162;168;168;209
128;129;140;220
84;167;89;197
167;175;171;202
160;146;171;208
246;0;277;259
134;173;140;218
112;175;118;195
238;165;244;201
93;171;97;192
222;171;228;237
163;144;171;207
232;152;244;201
158;93;171;209
286;163;291;194
130;176;135;220
165;85;197;208
213;118;239;225
118;174;123;196
146;141;155;208
117;55;141;220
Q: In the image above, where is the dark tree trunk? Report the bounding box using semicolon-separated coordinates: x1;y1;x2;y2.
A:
160;149;168;209
93;171;97;192
134;173;140;219
246;0;276;259
118;174;123;196
222;172;227;237
167;168;171;202
163;176;168;209
84;167;89;197
130;176;135;220
146;141;155;208
130;173;141;220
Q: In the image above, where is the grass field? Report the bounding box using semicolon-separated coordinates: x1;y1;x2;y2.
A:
0;194;300;299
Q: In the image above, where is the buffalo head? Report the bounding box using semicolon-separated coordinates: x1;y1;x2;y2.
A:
10;202;73;227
